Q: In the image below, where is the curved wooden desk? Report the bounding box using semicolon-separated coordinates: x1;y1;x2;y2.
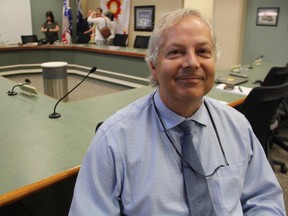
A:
0;44;149;87
0;44;146;58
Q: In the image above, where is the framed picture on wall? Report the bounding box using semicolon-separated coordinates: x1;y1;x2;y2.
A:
134;6;155;31
256;7;280;26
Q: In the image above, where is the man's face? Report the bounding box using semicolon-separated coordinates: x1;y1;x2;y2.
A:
150;15;216;110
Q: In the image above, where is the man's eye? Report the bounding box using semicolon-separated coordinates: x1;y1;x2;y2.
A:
167;50;184;58
198;48;212;57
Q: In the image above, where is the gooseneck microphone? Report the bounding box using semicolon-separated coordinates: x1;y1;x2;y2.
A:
7;79;31;96
49;66;97;119
248;55;264;69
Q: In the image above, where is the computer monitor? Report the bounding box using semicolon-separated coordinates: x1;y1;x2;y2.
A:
113;34;128;47
133;35;150;49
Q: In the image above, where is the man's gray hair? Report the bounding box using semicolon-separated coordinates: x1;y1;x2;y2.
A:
145;8;219;87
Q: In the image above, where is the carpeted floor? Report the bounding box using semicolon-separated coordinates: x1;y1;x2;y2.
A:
4;73;288;212
4;73;131;102
271;145;288;212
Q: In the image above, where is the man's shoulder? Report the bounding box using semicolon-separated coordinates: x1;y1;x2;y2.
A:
204;97;247;122
99;92;154;132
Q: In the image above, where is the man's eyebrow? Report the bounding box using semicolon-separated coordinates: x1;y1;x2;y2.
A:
191;39;213;47
161;40;214;53
163;43;185;50
166;40;213;48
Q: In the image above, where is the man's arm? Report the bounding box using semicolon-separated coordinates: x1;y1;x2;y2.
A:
241;126;286;215
69;129;122;216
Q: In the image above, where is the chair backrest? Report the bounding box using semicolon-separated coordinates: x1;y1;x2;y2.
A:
261;66;288;86
95;121;104;133
133;35;150;49
238;82;288;153
261;66;288;120
113;34;128;47
76;33;90;44
21;35;38;44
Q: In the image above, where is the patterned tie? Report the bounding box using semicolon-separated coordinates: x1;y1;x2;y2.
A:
179;120;216;216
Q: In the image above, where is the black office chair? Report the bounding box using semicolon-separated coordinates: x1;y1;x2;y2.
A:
113;34;128;47
21;35;38;44
95;121;104;133
238;83;288;173
133;35;150;49
261;66;288;86
261;66;288;124
76;33;90;44
260;66;288;172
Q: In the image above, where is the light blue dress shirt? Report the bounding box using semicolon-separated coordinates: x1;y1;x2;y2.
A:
69;90;285;216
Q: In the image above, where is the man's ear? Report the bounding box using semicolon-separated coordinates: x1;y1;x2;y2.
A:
149;62;157;80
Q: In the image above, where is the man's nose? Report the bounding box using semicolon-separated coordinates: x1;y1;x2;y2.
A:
182;51;200;70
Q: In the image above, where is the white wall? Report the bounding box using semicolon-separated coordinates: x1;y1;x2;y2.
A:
0;0;33;44
184;0;247;70
183;0;214;22
213;0;247;69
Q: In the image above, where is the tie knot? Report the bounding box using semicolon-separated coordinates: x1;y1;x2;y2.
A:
178;120;193;135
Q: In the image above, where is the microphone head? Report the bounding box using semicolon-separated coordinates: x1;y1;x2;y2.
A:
90;67;97;73
25;79;31;83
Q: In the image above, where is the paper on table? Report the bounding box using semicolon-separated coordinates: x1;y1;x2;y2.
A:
216;84;252;96
107;46;120;50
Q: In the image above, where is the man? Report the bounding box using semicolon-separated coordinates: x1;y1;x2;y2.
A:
69;8;285;215
87;8;111;45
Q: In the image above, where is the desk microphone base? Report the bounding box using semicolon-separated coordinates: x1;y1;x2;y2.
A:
49;112;61;119
7;91;17;96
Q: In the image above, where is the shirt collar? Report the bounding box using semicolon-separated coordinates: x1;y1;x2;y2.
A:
153;90;209;131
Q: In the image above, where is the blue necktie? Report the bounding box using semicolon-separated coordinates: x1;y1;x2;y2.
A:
179;120;216;216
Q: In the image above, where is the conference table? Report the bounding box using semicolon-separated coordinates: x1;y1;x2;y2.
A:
0;44;278;207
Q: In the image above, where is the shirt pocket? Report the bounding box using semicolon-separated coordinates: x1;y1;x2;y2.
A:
215;163;246;215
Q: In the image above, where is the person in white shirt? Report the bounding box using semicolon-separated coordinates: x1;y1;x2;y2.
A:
104;10;116;45
87;8;111;45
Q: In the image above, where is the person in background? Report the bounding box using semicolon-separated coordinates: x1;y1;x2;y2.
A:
76;9;94;44
87;8;111;45
40;11;60;44
69;8;285;215
104;10;116;45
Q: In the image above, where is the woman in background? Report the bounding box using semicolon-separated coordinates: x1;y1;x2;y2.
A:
41;11;60;44
87;8;111;45
104;10;116;45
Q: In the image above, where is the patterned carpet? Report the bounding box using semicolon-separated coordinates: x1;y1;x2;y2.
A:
272;145;288;212
4;73;288;212
4;73;131;102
